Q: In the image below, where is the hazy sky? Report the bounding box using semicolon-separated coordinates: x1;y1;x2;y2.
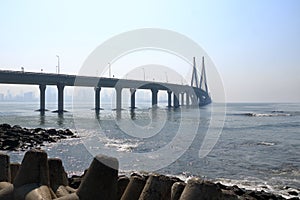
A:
0;0;299;102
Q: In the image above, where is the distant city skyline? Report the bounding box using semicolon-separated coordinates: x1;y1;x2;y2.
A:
0;0;299;102
0;87;165;104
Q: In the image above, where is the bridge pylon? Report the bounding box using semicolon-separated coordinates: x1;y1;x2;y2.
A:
191;57;199;88
190;56;211;106
199;56;209;94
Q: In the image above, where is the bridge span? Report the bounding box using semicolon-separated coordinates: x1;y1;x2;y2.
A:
0;70;209;112
0;59;211;113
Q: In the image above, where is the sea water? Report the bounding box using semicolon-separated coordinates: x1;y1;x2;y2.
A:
0;102;299;198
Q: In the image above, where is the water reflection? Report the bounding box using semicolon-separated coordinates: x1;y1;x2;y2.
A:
57;113;64;126
95;110;100;120
116;110;122;120
39;112;45;125
130;109;136;120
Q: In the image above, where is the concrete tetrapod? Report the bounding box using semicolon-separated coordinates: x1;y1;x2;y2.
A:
10;163;21;184
117;176;129;200
179;178;223;200
121;175;147;200
0;153;11;182
171;182;186;200
138;175;180;200
14;149;49;187
0;182;14;200
56;154;119;200
48;158;74;198
0;154;13;199
13;149;55;200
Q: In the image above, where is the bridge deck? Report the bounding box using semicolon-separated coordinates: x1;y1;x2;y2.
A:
0;70;205;93
0;70;211;111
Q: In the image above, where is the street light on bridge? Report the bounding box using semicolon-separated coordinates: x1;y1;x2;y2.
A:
108;62;111;78
56;55;60;74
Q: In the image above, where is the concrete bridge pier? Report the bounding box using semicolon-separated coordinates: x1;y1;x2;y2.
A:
39;84;46;112
190;94;198;105
57;84;65;113
130;88;136;109
116;87;122;110
181;93;185;106
186;93;190;105
167;90;172;107
151;89;158;107
173;92;180;108
94;87;101;111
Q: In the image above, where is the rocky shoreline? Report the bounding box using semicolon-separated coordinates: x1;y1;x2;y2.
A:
0;124;77;151
0;149;298;200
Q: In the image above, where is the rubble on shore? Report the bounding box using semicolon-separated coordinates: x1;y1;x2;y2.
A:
0;124;77;151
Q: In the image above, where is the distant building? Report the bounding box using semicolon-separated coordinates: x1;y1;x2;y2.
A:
46;87;57;102
6;90;12;101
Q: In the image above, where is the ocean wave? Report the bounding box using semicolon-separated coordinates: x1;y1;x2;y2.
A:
236;112;292;117
257;141;276;146
104;138;141;152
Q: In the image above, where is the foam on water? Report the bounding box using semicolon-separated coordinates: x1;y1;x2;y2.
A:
257;141;276;146
104;138;141;152
238;112;292;117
